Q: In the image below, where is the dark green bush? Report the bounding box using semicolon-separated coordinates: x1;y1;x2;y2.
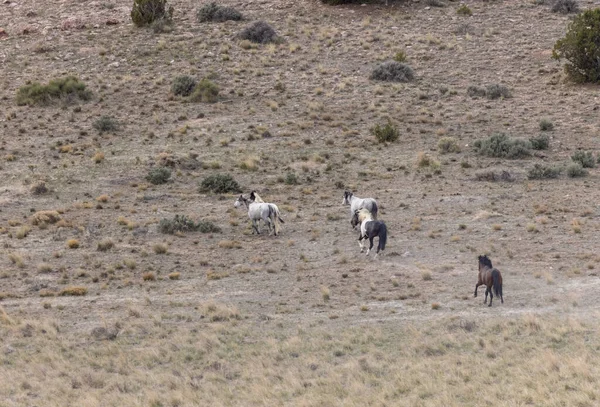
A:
566;162;587;177
190;79;219;103
93;116;119;133
198;2;242;22
529;134;550;150
571;151;596;168
370;61;414;82
131;0;173;27
238;21;279;44
527;164;562;180
473;133;531;159
371;122;400;144
285;172;299;185
553;9;600;83
200;174;241;193
146;167;171;184
552;0;579;14
159;215;221;234
467;85;487;98
171;75;197;96
16;76;92;106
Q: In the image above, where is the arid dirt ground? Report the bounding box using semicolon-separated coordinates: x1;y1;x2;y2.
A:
2;0;600;405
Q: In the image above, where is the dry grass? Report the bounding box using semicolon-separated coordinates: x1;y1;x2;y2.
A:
30;210;61;226
8;253;25;268
66;239;80;249
218;240;242;249
153;243;168;254
58;286;87;296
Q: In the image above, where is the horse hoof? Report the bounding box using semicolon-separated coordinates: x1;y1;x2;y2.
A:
488;304;492;307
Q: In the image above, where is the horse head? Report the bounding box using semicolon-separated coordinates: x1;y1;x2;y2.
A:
234;195;247;208
342;190;353;205
478;255;493;270
350;210;360;229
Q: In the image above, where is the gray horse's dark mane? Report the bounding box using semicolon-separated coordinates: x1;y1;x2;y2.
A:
479;255;493;269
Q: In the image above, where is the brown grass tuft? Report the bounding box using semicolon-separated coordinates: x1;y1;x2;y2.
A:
59;286;87;296
66;239;80;249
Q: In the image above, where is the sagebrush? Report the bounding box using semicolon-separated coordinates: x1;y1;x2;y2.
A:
16;76;92;106
200;174;241;193
473;133;531;159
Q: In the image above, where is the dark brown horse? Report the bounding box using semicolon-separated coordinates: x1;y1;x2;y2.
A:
475;255;503;307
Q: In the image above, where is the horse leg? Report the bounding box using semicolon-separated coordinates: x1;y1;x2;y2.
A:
484;287;489;305
366;236;374;256
488;288;493;307
474;282;482;298
358;235;365;253
252;219;260;234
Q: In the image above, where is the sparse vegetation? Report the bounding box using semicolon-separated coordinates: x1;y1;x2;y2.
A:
59;286;87;296
189;78;219;103
553;9;600;83
197;2;242;22
159;215;221;234
200;174;241;193
93;116;119;133
238;21;279;44
551;0;579;14
467;84;511;99
457;4;472;15
566;162;587;177
171;75;197;97
146;167;171;185
131;0;173;27
371;122;399;144
527;164;562;180
571;151;596;168
437;137;461;153
473;133;531;159
529;134;550;150
539;119;554;131
370;61;415;82
97;239;115;251
16;76;92;106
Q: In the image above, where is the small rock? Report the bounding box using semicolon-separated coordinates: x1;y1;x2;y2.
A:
0;28;7;39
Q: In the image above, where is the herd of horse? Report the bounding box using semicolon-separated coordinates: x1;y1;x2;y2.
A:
234;190;504;307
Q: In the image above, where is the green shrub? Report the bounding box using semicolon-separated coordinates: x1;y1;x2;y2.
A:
553;9;600;83
571;151;596;168
529;134;550;150
131;0;173;27
457;4;473;15
285;172;299;185
370;61;414;82
473;133;531;159
93;116;119;133
552;0;579;14
566;162;587;177
371;122;399;144
438;137;461;153
393;51;407;63
159;215;221;234
16;76;92;106
467;84;511;99
146;167;171;185
171;75;197;96
198;2;242;22
200;174;241;193
527;164;562;180
485;84;511;99
539;119;554;131
238;21;279;44
190;78;219;103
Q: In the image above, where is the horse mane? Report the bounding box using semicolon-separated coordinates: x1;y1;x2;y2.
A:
357;208;373;222
479;255;493;269
250;191;265;203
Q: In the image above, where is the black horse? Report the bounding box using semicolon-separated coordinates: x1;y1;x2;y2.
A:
351;209;387;257
475;255;504;307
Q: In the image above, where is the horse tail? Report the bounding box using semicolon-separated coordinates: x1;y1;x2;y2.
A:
492;269;502;297
371;201;378;220
270;204;281;235
378;222;387;252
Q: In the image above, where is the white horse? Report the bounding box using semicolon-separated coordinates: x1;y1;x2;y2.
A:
234;194;284;236
342;191;378;222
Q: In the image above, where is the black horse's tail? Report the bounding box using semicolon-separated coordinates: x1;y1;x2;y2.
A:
492;269;502;298
378;222;387;252
371;201;378;220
